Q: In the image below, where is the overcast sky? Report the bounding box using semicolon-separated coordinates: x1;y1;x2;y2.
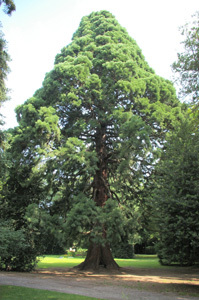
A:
0;0;198;129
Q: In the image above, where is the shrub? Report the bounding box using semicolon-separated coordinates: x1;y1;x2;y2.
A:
0;220;38;271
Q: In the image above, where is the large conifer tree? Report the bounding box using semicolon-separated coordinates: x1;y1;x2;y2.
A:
8;11;183;270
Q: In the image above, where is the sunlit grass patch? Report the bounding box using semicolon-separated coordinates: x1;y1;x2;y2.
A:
36;254;166;269
37;255;84;269
116;255;165;268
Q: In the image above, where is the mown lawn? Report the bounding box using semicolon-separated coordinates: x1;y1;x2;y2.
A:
0;285;102;300
36;254;166;269
36;255;83;269
117;254;169;269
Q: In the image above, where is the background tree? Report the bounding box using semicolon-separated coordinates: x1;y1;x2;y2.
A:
172;11;199;104
0;0;15;113
0;27;10;118
3;10;183;270
154;117;199;265
0;0;15;15
0;0;15;203
0;125;65;270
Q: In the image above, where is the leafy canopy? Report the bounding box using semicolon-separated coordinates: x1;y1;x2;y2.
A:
172;11;199;104
4;11;183;251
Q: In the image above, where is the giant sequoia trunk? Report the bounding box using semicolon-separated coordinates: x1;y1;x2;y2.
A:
77;242;119;270
77;126;119;270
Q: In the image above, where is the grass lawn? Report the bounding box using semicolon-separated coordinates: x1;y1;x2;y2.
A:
36;255;84;269
117;254;169;269
37;254;166;269
0;285;103;300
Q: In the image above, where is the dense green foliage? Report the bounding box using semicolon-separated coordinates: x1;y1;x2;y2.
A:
155;12;199;264
172;11;199;104
0;219;38;271
0;10;184;270
154;118;199;265
112;239;134;258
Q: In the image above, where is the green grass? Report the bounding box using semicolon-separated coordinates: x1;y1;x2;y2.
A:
37;255;84;269
37;254;166;269
0;285;103;300
116;255;168;269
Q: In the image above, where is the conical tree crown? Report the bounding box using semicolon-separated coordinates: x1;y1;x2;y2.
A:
7;11;184;270
29;10;180;141
55;10;151;73
14;11;183;203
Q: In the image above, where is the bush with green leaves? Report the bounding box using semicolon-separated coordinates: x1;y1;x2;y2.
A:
0;220;38;271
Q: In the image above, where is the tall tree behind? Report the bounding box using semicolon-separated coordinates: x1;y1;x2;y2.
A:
7;11;183;270
0;2;40;272
0;26;10;119
172;11;199;104
0;0;15;195
154;117;199;265
155;11;199;265
0;0;15;113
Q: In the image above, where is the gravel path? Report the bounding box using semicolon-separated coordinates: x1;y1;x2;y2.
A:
1;271;199;300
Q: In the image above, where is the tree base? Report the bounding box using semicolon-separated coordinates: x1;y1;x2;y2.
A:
76;243;120;271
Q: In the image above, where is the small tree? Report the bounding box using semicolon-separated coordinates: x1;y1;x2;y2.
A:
0;219;38;271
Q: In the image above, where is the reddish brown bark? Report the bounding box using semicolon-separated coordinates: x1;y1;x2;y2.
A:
77;243;120;270
77;125;119;270
93;126;109;207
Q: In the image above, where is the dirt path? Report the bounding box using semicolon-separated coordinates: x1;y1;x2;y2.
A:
1;267;199;300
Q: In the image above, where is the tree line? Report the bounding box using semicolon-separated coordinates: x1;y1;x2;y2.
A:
0;6;198;271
